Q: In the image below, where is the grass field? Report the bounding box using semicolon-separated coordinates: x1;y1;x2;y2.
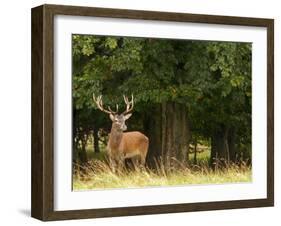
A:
73;149;252;191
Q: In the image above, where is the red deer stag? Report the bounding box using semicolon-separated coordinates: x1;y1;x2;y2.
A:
93;95;149;169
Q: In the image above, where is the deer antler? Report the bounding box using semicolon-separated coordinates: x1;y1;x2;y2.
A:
122;94;134;115
93;94;119;114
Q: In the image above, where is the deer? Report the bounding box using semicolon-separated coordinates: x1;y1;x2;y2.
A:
93;94;149;170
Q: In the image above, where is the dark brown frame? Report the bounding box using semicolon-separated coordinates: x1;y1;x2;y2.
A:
31;4;274;221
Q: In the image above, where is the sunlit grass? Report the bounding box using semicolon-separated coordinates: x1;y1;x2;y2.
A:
73;169;251;190
73;151;252;191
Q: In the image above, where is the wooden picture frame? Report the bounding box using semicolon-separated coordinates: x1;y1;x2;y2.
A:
31;4;274;221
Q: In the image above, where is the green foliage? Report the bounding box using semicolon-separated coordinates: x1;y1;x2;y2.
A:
72;34;252;159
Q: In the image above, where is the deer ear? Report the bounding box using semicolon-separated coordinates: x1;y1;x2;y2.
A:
109;114;115;121
124;113;132;120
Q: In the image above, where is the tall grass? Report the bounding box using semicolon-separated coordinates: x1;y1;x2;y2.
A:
73;155;251;191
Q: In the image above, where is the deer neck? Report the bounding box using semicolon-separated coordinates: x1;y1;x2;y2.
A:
108;123;123;151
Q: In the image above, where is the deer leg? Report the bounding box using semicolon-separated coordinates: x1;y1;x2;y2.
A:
109;157;117;173
112;154;124;173
107;150;113;171
137;153;146;171
140;140;149;167
140;154;146;165
140;148;148;166
130;156;140;170
108;152;118;173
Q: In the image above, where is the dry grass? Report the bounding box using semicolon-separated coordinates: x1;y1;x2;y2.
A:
73;157;252;191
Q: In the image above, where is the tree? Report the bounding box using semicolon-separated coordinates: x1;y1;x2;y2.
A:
72;35;252;167
185;42;252;164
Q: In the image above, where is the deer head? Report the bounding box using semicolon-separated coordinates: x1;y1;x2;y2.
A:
93;95;134;131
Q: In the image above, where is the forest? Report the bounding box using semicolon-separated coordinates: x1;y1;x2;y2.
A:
72;34;252;190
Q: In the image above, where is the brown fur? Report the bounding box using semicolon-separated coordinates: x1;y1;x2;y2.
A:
107;127;149;164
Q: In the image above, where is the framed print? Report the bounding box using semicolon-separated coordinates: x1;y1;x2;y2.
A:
31;4;274;221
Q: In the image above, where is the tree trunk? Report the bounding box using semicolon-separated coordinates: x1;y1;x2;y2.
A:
228;127;237;162
144;102;191;167
210;125;237;166
93;127;100;153
79;138;88;164
144;104;162;167
193;139;198;165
